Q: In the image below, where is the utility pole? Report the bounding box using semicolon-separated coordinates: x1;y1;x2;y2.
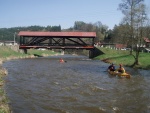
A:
14;32;16;45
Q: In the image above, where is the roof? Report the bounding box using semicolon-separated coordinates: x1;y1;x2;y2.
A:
115;44;127;48
18;31;96;38
144;38;150;43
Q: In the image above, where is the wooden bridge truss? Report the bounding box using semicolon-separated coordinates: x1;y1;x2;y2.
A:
18;31;96;58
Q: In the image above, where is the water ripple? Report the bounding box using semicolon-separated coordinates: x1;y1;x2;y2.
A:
3;56;150;113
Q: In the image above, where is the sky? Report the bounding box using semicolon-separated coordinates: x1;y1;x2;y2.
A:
0;0;150;30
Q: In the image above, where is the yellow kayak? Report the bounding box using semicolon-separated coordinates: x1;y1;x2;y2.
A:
108;70;131;78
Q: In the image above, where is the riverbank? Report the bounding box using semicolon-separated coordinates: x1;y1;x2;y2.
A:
0;63;10;113
94;47;150;70
0;46;60;113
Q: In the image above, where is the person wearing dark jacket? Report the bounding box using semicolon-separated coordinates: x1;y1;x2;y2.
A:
108;63;115;71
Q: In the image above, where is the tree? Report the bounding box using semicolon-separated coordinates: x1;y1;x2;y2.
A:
119;0;148;66
46;25;61;31
143;20;150;38
133;3;147;65
0;25;61;42
112;24;130;44
72;21;108;42
74;21;86;31
93;21;108;42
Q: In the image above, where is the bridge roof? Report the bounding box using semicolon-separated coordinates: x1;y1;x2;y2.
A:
18;31;96;38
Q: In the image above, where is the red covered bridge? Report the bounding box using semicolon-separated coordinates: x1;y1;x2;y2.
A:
18;31;97;58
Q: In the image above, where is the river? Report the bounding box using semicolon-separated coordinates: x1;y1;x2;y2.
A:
3;55;150;113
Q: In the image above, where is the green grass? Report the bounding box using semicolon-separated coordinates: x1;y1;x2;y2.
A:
0;46;60;59
138;53;150;69
0;46;27;58
0;68;10;113
94;47;150;69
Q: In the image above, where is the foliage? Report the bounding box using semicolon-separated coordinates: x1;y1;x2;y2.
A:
0;46;60;59
0;78;10;113
0;25;61;43
0;46;28;58
118;0;148;65
0;22;109;45
111;24;130;45
45;25;61;31
67;21;109;42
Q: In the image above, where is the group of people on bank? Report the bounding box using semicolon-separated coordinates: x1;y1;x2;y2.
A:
108;63;125;73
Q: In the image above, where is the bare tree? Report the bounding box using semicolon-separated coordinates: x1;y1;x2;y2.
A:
119;0;147;65
133;3;147;65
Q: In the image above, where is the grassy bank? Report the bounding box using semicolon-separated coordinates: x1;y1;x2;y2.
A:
0;66;10;113
0;46;60;60
0;46;60;113
94;47;150;70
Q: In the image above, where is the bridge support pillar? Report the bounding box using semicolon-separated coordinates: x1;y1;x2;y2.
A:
23;49;27;54
89;47;104;58
89;49;94;58
61;50;65;55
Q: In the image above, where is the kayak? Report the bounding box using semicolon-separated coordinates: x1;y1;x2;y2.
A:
108;70;131;78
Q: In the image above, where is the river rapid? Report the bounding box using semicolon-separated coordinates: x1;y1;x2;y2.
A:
3;55;150;113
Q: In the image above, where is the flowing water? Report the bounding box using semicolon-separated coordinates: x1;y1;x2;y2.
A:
3;55;150;113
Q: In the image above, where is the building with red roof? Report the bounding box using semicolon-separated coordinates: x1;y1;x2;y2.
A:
144;38;150;47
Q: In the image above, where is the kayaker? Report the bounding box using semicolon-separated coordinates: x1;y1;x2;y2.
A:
108;63;116;71
117;64;125;73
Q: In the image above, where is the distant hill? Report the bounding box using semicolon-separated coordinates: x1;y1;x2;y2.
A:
0;25;61;42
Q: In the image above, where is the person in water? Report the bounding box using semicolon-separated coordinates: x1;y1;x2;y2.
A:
59;58;64;63
117;64;125;73
108;63;116;71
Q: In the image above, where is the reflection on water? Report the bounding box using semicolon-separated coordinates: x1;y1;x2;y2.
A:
3;55;150;113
